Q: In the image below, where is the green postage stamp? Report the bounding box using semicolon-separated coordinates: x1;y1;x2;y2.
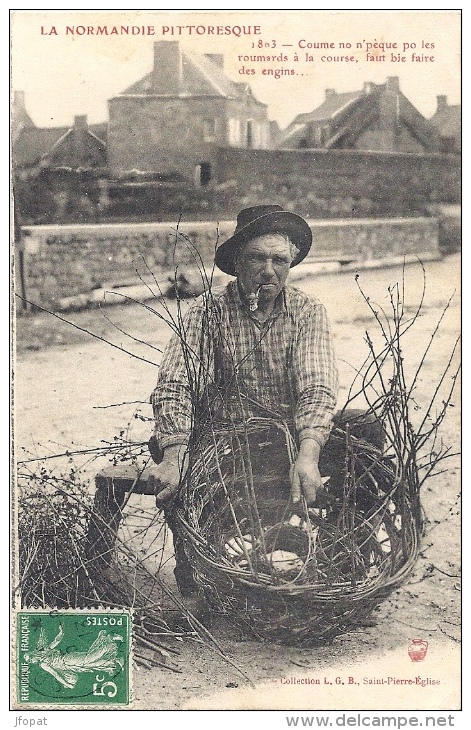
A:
15;610;132;707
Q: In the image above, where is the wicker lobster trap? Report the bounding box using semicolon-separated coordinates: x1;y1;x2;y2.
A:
167;265;460;645
174;415;422;645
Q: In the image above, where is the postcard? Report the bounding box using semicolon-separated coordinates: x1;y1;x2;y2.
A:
11;9;461;716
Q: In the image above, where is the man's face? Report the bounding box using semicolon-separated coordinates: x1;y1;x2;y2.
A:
235;234;292;305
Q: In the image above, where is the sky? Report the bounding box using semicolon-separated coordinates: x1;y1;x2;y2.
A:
11;9;461;131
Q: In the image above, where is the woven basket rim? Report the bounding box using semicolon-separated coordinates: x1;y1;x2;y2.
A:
174;500;421;600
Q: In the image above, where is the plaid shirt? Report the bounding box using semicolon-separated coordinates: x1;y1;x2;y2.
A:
151;280;338;450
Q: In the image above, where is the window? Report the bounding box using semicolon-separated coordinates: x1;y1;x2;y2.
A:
203;118;217;142
228;118;241;146
246;120;253;149
251;122;261;149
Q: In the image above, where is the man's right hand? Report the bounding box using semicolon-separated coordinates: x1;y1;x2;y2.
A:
152;444;188;508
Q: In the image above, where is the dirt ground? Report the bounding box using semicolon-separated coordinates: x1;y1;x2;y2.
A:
14;254;461;711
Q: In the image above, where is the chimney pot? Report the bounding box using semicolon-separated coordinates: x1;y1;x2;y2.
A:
325;88;336;98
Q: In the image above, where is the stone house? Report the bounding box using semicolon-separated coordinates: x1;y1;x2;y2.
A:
12;65;460;224
277;76;438;153
13;111;107;172
107;41;272;184
12;107;108;223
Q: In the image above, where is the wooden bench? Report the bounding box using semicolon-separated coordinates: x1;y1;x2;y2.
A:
85;463;157;568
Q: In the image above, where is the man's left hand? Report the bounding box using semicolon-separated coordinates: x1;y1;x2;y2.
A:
290;438;323;506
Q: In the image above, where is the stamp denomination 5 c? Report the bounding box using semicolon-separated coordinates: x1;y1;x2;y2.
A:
15;610;132;707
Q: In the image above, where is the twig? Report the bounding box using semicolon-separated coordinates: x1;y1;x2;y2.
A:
15;295;160;367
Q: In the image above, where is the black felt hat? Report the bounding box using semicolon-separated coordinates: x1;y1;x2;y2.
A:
215;205;312;276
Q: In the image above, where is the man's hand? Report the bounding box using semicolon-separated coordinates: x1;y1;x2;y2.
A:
152;444;188;508
290;438;323;506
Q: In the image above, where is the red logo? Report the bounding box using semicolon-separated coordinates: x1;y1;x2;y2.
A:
408;639;428;661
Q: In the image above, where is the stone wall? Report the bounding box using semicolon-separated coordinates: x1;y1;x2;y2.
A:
15;147;460;226
214;148;460;219
18;217;439;311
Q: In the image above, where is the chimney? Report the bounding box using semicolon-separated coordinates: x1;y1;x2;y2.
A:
12;90;33;141
205;53;224;69
436;94;448;111
386;76;400;92
379;78;400;141
72;114;88;156
74;114;88;134
14;90;26;109
153;41;182;94
73;115;89;162
325;88;336;99
363;82;374;94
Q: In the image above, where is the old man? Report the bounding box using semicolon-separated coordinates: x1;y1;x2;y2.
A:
149;204;345;600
